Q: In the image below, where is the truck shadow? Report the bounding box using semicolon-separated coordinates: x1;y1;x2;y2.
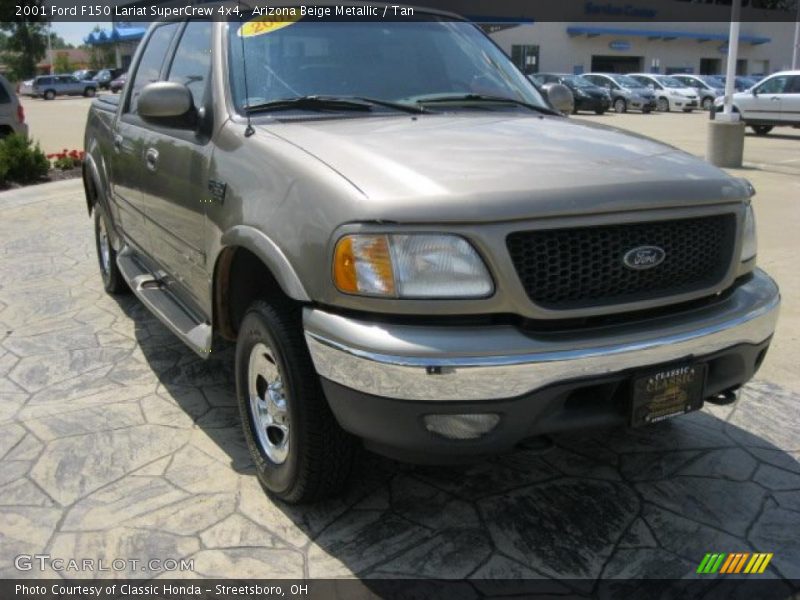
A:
117;295;800;592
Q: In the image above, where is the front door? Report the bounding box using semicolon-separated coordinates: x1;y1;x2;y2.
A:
780;75;800;123
139;20;214;311
745;75;790;122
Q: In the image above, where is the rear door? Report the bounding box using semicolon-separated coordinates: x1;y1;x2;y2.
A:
140;20;214;310
111;22;181;255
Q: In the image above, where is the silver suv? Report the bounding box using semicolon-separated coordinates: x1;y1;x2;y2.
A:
0;74;28;139
32;74;97;100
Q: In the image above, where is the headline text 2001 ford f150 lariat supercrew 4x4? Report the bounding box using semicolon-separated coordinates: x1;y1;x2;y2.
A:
83;9;780;503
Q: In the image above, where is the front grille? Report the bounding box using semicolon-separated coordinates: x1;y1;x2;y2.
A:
507;214;737;310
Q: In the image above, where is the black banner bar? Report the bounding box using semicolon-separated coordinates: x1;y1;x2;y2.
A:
4;0;800;23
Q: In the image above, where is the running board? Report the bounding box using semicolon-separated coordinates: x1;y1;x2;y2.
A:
117;247;212;358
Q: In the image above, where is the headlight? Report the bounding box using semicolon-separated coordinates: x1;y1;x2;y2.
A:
741;204;757;263
333;234;493;298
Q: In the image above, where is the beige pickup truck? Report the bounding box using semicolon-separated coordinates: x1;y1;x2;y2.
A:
83;8;780;503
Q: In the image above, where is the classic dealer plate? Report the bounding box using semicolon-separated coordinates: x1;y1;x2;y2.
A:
631;363;707;427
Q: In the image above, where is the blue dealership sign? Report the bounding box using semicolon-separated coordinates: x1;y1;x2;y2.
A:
609;40;632;51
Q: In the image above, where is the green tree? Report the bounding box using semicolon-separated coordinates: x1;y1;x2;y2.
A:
53;52;72;74
0;1;50;81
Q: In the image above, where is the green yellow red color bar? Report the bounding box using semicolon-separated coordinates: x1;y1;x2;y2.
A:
697;553;773;574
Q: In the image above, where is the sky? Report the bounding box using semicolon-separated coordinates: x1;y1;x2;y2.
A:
51;22;111;46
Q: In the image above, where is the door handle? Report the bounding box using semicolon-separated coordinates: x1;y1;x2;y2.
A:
145;148;159;171
770;96;780;101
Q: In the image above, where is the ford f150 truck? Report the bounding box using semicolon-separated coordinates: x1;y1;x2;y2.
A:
83;8;780;503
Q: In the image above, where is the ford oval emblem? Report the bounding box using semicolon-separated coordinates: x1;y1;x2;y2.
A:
623;246;666;270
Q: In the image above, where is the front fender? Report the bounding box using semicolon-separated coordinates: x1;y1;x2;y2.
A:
218;225;310;302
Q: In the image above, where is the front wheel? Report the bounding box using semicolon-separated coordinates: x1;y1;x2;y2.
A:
613;98;626;113
657;98;670;112
236;300;357;504
84;87;96;98
43;90;55;100
751;125;773;136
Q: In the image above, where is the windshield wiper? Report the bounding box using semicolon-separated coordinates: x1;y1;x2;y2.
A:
246;95;426;115
413;93;559;115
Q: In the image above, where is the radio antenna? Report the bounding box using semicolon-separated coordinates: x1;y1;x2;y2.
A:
238;0;255;137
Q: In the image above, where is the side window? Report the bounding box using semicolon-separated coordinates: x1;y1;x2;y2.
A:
788;76;800;94
0;84;9;104
756;76;788;95
128;22;180;114
167;21;213;110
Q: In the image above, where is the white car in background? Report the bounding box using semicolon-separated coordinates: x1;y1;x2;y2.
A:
630;73;699;112
714;71;800;136
0;74;28;139
672;74;726;111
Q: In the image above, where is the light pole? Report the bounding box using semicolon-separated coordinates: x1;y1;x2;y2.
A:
706;0;745;168
721;0;741;119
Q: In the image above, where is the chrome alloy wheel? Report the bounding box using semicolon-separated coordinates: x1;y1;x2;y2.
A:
248;342;290;464
97;215;111;275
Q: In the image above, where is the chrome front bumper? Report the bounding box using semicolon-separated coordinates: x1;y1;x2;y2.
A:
305;269;779;402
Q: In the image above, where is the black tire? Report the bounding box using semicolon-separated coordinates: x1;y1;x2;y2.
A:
84;87;96;98
682;108;694;113
657;97;670;112
93;204;127;294
236;299;357;504
613;98;626;113
44;90;55;100
751;125;773;136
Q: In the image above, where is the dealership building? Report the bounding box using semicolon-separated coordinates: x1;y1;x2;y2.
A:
488;2;797;77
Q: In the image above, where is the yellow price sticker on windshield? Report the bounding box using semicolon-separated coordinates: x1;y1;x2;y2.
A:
238;14;301;37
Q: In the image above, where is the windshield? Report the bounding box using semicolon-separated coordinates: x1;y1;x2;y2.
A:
564;75;593;88
228;18;546;112
658;76;685;88
613;75;645;88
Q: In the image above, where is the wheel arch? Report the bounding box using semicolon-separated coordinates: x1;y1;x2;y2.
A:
213;227;311;340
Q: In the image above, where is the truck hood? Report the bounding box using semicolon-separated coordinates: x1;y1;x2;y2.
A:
261;113;749;222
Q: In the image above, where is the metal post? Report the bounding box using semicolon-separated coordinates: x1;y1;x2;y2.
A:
793;0;799;70
47;23;53;75
722;0;741;119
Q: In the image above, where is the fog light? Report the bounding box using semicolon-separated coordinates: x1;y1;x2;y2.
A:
423;414;500;440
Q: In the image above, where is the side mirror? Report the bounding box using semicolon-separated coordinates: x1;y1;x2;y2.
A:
138;81;195;123
751;88;758;96
543;83;574;115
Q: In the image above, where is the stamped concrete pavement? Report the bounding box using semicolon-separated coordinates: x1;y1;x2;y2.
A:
0;179;799;592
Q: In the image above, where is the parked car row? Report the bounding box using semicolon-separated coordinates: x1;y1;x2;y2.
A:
528;71;795;124
18;67;127;100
